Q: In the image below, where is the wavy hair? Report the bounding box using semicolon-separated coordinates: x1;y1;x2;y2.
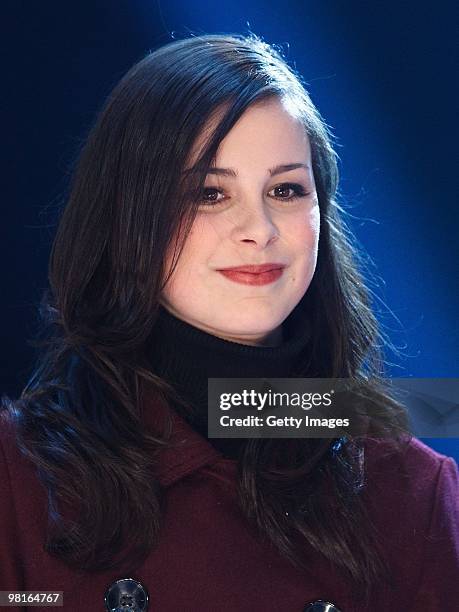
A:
2;33;410;605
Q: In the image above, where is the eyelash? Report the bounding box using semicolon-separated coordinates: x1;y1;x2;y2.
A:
198;183;310;207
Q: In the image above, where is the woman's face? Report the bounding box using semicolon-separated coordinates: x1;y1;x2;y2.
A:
160;97;320;346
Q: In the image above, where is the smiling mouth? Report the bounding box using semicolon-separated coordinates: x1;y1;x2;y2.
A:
217;267;285;286
216;263;286;273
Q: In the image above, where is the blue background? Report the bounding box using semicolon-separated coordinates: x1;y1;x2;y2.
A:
2;1;457;460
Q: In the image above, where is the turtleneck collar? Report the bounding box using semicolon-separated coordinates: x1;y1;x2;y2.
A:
146;301;312;458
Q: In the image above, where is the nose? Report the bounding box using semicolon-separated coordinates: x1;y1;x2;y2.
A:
229;203;280;249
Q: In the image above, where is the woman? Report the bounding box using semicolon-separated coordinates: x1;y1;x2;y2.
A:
1;33;457;612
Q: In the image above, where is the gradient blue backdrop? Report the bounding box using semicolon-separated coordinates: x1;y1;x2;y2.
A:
2;1;457;459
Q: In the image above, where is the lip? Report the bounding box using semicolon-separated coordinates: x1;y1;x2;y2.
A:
216;263;286;274
217;264;286;286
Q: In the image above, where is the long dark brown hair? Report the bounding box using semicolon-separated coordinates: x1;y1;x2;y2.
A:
2;33;411;605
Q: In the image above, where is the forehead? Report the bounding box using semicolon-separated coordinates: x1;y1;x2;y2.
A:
187;97;311;172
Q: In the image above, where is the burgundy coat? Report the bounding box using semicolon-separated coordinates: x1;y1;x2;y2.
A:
1;388;458;612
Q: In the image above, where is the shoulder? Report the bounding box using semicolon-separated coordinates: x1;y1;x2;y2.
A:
0;408;48;523
0;409;21;480
360;435;458;546
361;435;458;514
362;435;457;488
0;408;51;589
0;409;33;478
361;435;459;605
0;409;29;589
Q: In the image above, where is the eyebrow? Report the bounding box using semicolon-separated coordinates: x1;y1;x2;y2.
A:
183;162;310;178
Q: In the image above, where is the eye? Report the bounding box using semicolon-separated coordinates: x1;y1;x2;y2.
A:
200;187;226;204
198;183;310;207
268;183;310;201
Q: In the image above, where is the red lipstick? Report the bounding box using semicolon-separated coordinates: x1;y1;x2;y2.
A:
216;263;286;286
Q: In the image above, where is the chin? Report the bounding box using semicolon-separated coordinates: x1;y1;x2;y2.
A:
215;314;282;336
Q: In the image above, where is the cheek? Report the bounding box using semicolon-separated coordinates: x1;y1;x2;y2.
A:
285;208;320;292
161;223;213;297
306;200;320;233
291;206;320;255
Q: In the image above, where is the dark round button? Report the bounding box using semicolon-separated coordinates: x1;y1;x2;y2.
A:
104;578;149;611
303;600;342;612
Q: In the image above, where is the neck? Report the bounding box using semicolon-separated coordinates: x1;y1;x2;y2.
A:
145;301;312;458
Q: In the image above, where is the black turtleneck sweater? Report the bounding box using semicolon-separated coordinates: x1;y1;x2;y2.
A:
146;302;312;460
